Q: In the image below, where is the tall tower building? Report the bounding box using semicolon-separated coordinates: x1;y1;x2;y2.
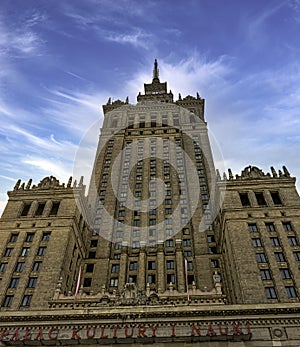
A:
85;59;222;300
1;60;300;346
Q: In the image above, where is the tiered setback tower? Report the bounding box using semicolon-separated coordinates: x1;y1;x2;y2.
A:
1;61;300;346
85;59;221;299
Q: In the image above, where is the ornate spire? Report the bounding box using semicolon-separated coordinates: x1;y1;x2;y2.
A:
153;59;159;81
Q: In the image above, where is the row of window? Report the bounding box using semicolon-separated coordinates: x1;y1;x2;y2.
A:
248;221;293;233
2;294;32;308
2;246;47;258
265;286;297;299
240;191;282;207
0;260;42;273
20;202;60;217
7;231;51;244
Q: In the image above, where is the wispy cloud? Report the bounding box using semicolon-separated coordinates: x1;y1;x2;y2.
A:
106;30;152;48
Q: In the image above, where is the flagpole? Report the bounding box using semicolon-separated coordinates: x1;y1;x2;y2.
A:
74;265;82;301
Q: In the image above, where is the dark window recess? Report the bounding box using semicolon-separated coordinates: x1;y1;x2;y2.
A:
42;232;51;241
21;203;31;216
167;273;175;284
255;192;266;206
239;193;250;207
209;247;217;254
265;223;275;232
25;233;35;242
129;275;137;283
15;262;25;272
294;251;300;261
280;268;291;279
260;269;272;280
271;192;282;205
2;295;14;307
9;234;18;243
9;278;19;288
21;295;32;307
50;202;60;215
283;222;293;232
286;286;297;298
188;275;194;285
129;262;138;270
148;261;156;270
35;203;46;216
148;274;156;283
248;223;258;232
0;263;8;272
88;252;96;259
32;261;42;271
37;247;46;256
265;287;277;299
27;277;37;288
4;248;13;257
90;240;98;247
275;252;286;262
83;278;92;287
86;264;94;273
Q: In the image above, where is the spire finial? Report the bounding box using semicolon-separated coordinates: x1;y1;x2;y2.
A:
153;59;159;81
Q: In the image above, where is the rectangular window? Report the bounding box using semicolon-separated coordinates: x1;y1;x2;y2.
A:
50;202;60;215
21;247;30;257
210;259;219;268
271;192;282;205
37;247;46;256
148;274;156;284
256;253;267;263
260;269;272;280
21;295;32;307
109;278;119;287
167;273;175;284
187;261;193;270
149;229;156;237
270;237;280;246
132;241;140;248
83;278;92;287
148;261;156;270
9;278;19;288
116;231;123;239
248;223;258;232
4;248;13;257
294;251;300;261
9;234;18;243
21;203;31;216
275;252;286;262
280;268;291;279
165;240;174;247
128;275;137;283
111;264;120;273
2;295;14;307
88;251;96;258
15;262;25;273
42;232;51;241
255;192;266;206
115;242;122;250
27;277;37;288
283;222;293;231
0;263;8;272
165;199;172;205
252;238;262;247
183;239;191;247
129;262;138;270
166;260;175;269
288;236;298;246
265;287;277;299
149;219;156;226
86;264;94;273
265;222;275;232
184;251;192;258
32;261;42;271
25;233;35;242
90;240;98;247
35;203;45;216
286;286;297;298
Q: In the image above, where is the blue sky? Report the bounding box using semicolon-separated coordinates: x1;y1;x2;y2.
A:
1;0;300;214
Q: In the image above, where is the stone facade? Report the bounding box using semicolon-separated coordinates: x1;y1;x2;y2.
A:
1;61;300;346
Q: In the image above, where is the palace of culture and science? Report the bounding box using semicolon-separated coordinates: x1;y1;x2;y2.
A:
1;61;300;346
